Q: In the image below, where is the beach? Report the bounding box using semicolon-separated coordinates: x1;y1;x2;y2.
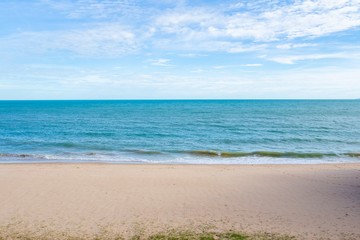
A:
2;0;360;238
0;163;359;239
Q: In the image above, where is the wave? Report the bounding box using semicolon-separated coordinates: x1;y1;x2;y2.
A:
184;150;360;159
0;153;46;159
126;149;164;155
346;152;360;157
0;151;359;164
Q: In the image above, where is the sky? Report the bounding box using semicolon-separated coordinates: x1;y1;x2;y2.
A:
0;0;360;100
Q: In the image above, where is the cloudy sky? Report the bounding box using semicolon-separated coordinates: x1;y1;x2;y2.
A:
1;0;360;99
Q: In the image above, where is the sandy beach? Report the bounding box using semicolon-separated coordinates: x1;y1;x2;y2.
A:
0;163;359;239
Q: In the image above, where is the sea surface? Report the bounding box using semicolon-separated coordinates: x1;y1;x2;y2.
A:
0;100;359;164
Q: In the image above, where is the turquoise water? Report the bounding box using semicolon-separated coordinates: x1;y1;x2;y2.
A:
0;100;359;164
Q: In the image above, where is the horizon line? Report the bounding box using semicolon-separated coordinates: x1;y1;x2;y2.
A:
0;98;358;101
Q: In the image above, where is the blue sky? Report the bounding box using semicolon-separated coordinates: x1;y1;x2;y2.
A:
1;0;360;99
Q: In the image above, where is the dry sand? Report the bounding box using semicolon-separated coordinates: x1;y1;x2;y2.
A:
0;163;359;239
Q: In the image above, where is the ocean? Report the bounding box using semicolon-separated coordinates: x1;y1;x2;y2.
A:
0;100;359;164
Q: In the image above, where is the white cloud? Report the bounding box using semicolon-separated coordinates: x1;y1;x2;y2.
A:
65;75;116;85
2;0;359;59
191;68;204;73
268;53;349;64
213;64;263;69
2;0;357;57
1;23;138;56
179;53;208;58
151;38;265;53
242;63;263;67
149;58;173;66
41;0;141;20
276;43;318;49
154;0;360;43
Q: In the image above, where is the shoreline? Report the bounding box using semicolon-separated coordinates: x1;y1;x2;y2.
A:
1;163;359;239
1;161;359;165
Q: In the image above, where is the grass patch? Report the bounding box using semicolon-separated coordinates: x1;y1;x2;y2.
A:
149;230;248;240
147;230;294;240
0;228;295;240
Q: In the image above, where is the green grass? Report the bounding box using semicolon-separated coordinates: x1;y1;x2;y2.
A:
0;227;295;240
146;230;294;240
148;230;248;240
0;228;295;240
